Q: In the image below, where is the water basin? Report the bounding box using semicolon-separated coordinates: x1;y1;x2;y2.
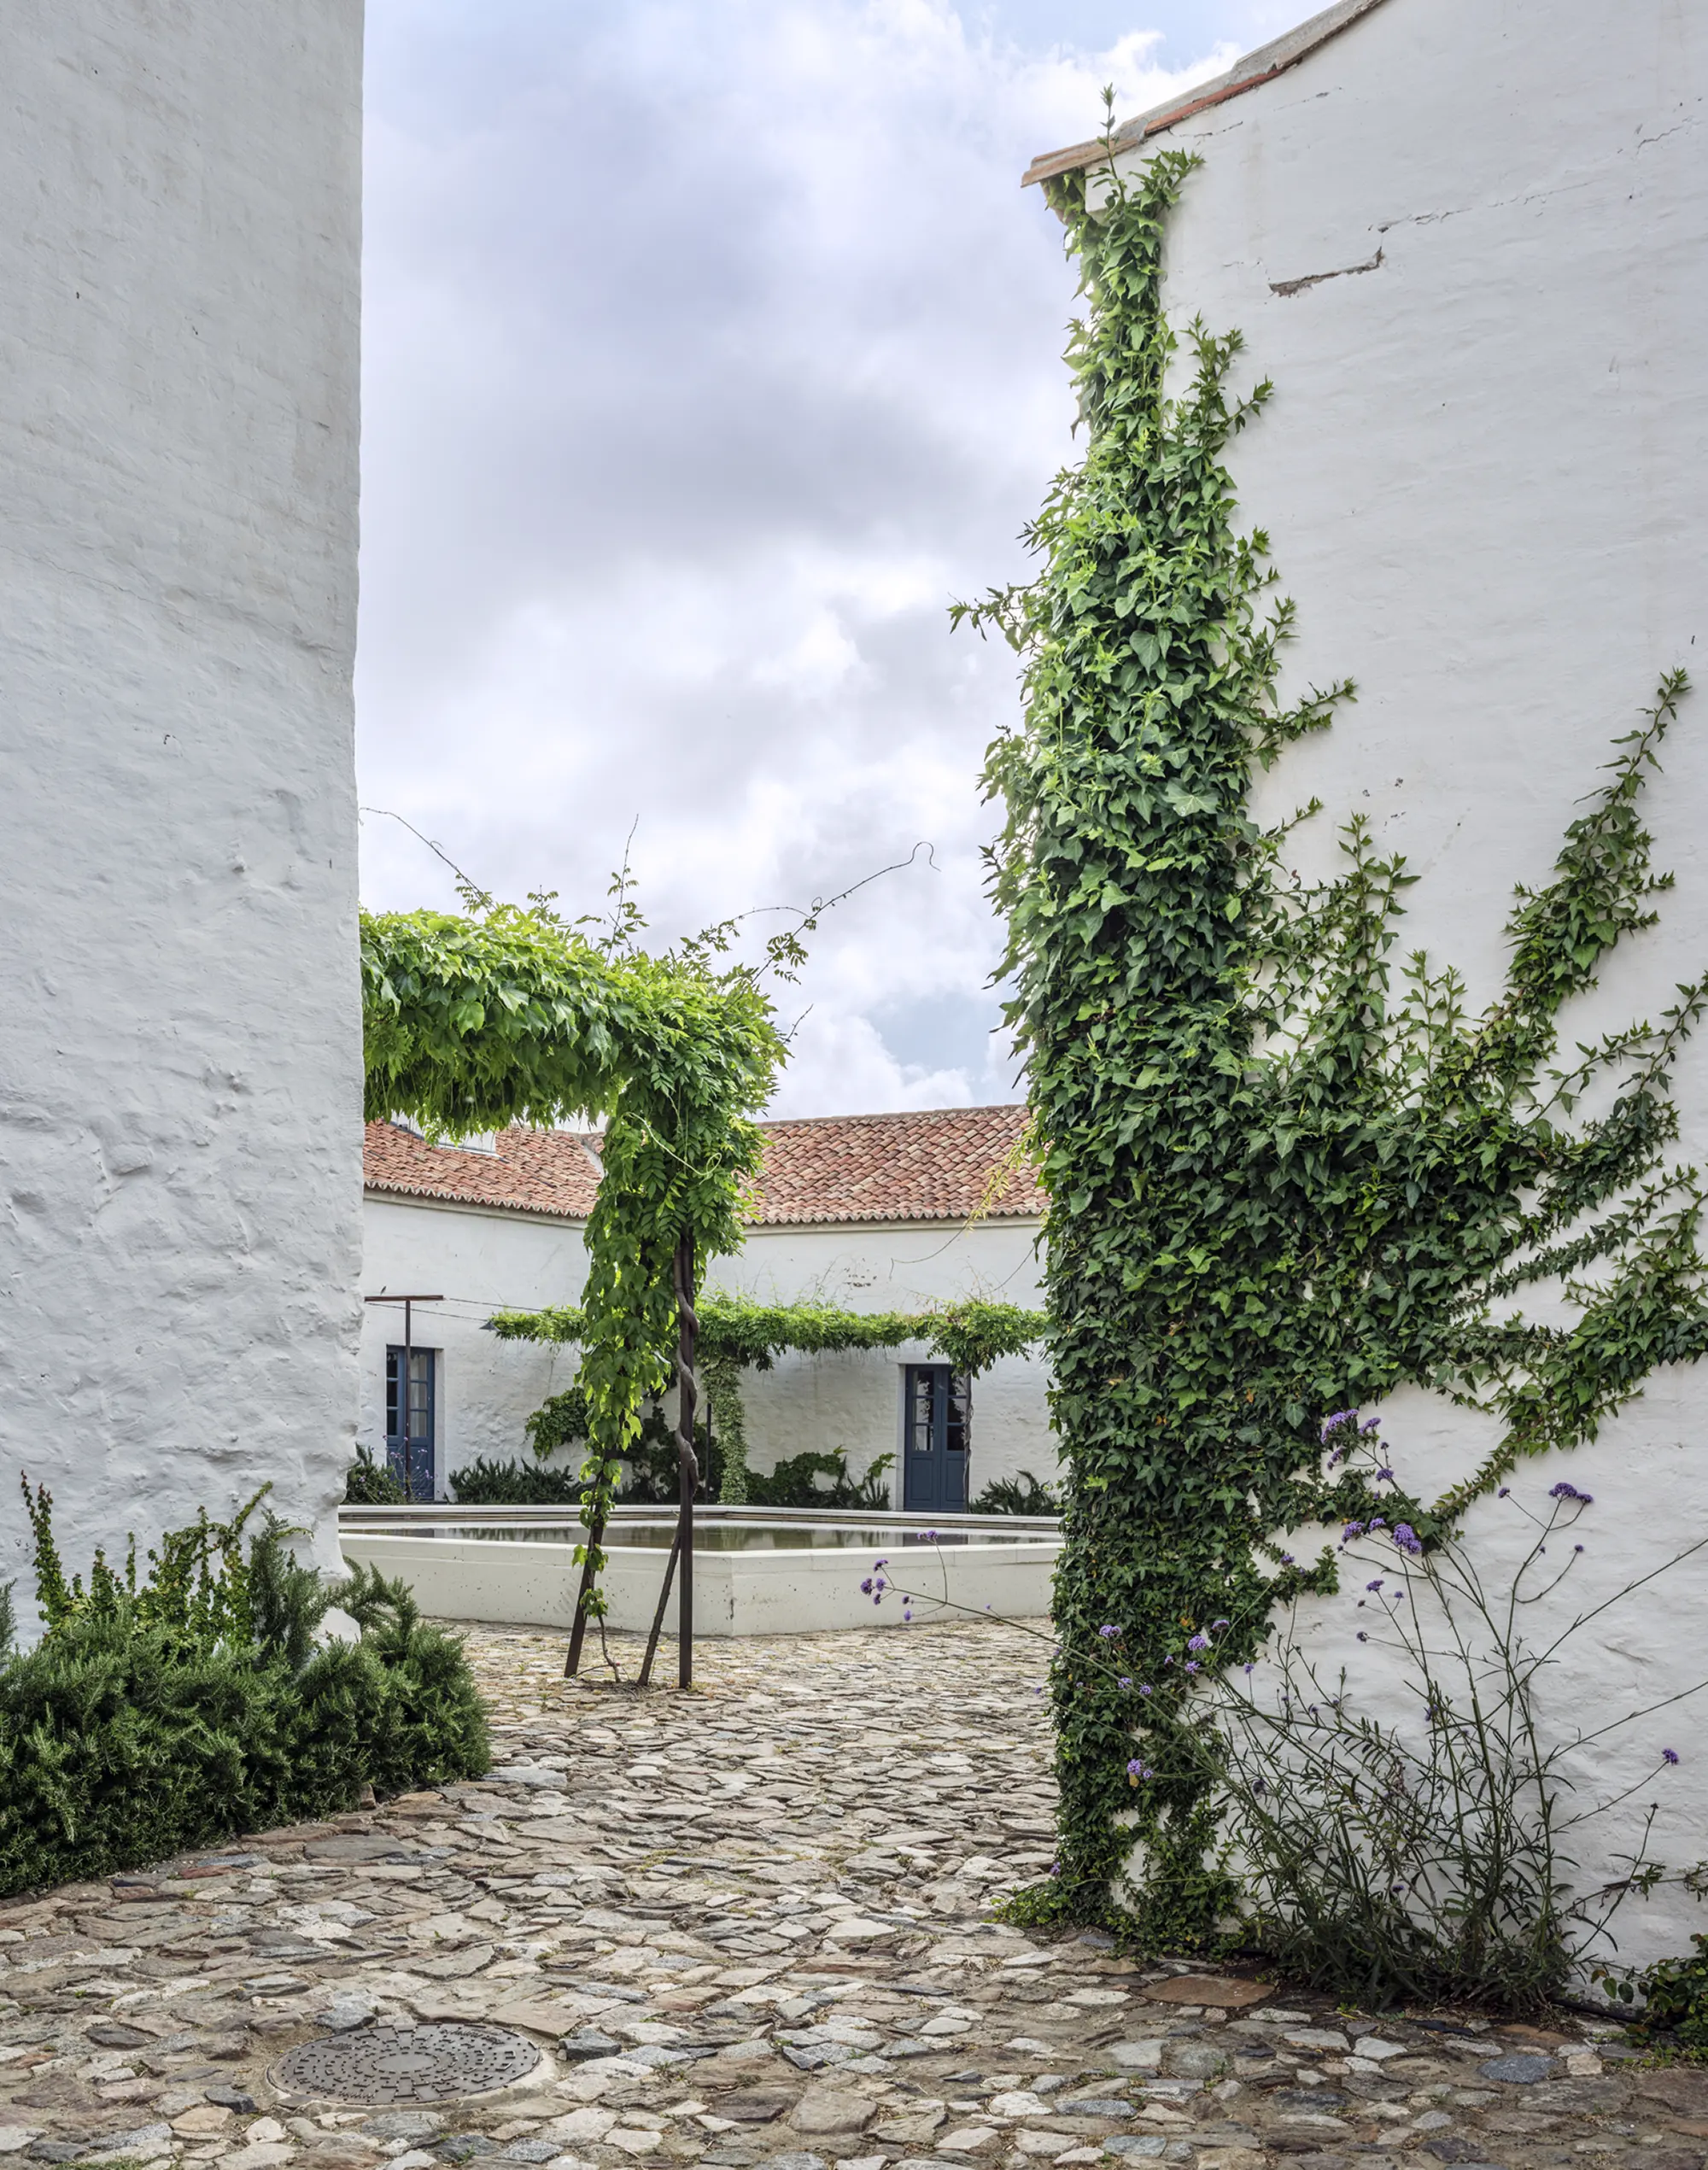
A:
338;1505;1060;1635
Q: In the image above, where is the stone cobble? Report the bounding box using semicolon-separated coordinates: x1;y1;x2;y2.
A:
1;1620;1703;2170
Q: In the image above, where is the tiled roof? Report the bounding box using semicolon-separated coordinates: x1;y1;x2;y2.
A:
363;1105;1044;1226
363;1121;605;1220
1022;0;1394;189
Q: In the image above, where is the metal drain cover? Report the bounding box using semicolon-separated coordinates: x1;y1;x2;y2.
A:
272;2021;542;2103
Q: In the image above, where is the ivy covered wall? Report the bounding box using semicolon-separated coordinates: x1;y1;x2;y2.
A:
990;0;1708;1967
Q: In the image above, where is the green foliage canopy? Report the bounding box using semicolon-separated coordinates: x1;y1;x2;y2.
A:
361;900;787;1594
971;148;1708;1942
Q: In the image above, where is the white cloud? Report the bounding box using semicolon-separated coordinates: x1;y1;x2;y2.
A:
357;0;1237;1117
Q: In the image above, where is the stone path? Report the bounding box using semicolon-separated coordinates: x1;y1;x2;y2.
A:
1;1619;1704;2170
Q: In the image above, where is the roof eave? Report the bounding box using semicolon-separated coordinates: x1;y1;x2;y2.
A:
1021;0;1395;190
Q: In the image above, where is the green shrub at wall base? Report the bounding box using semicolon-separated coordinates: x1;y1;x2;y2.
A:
0;1497;489;1900
0;1602;488;1899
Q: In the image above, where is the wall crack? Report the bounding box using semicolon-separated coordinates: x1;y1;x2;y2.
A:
1270;244;1383;297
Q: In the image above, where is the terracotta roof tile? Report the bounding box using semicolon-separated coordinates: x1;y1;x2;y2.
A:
363;1105;1043;1226
362;1121;605;1220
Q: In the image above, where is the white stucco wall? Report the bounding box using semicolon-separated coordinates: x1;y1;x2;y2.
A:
0;0;365;1615
359;1190;1053;1505
359;1194;594;1490
705;1220;1051;1506
1097;0;1708;1970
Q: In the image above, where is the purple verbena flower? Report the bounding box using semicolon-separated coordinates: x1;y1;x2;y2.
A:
1188;1632;1211;1652
1550;1482;1594;1504
860;1578;874;1594
1393;1524;1424;1555
1139;1683;1154;1697
1663;1748;1681;1765
1185;1660;1201;1676
1097;1624;1121;1639
1375;1467;1395;1483
1117;1676;1132;1689
1343;1521;1366;1539
1126;1759;1154;1781
1279;1553;1295;1566
1212;1617;1230;1629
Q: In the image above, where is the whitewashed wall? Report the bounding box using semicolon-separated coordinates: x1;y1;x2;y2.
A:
1098;0;1708;1971
0;0;365;1620
360;1190;1052;1505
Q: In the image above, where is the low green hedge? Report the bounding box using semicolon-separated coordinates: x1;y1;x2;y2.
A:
1;1481;489;1899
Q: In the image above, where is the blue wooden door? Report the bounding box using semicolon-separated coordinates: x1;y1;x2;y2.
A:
904;1365;969;1512
386;1345;436;1500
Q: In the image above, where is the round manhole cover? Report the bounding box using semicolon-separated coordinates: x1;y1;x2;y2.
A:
272;2022;542;2103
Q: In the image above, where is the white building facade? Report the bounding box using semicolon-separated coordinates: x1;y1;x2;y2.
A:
360;1109;1054;1510
1027;0;1708;1972
0;0;365;1608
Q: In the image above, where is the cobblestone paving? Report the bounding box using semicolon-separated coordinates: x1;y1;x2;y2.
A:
3;1621;1705;2170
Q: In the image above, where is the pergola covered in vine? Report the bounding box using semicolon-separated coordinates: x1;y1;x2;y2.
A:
361;901;784;1684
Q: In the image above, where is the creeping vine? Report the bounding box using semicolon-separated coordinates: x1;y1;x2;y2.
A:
969;147;1708;1942
490;1294;1044;1502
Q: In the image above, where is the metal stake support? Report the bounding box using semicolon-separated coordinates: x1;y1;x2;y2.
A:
674;1231;699;1690
637;1524;682;1687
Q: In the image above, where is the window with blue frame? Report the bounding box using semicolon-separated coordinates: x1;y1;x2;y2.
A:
385;1345;437;1501
903;1363;970;1512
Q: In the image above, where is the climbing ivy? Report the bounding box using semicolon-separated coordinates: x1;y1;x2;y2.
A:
490;1295;1044;1503
968;147;1708;1942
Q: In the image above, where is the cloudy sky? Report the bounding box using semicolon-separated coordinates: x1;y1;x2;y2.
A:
356;0;1289;1116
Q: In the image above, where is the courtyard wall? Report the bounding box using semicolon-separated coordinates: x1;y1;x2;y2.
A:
1086;0;1708;1972
0;0;366;1610
358;1190;1051;1506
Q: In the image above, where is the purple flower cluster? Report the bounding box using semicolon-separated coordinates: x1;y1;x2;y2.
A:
1187;1631;1212;1652
1549;1482;1594;1504
1098;1623;1121;1639
1126;1758;1155;1781
1663;1748;1682;1766
1392;1524;1424;1555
